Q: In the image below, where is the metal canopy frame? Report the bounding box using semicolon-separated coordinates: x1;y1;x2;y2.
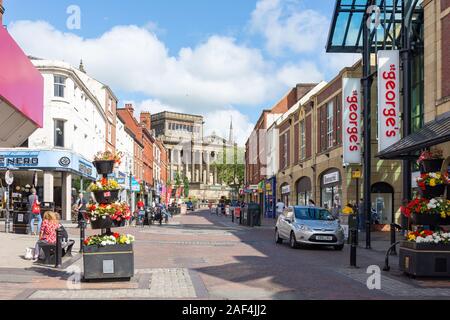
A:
326;0;413;53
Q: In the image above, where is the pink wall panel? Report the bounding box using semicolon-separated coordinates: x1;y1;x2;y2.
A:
0;27;43;127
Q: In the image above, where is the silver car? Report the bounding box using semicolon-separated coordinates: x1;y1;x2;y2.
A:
275;206;345;250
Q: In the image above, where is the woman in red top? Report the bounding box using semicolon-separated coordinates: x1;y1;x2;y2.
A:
33;211;60;260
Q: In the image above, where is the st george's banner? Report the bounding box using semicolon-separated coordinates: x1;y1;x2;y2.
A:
377;50;401;152
342;78;362;165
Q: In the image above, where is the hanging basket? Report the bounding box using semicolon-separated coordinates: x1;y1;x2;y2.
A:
93;160;115;175
410;213;440;226
419;159;444;174
419;184;446;199
93;190;120;204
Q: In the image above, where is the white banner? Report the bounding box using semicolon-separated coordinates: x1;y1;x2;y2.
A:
378;50;401;152
342;78;362;165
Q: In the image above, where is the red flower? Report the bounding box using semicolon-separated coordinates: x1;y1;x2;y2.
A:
113;233;120;239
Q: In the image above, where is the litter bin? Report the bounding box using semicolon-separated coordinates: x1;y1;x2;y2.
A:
247;203;261;227
13;211;31;234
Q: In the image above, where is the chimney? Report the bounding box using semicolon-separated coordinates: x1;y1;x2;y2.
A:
140;112;151;130
0;0;5;26
125;103;134;113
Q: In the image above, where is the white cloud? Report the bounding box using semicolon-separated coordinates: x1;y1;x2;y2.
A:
9;20;284;113
276;61;324;87
249;0;329;56
203;108;254;146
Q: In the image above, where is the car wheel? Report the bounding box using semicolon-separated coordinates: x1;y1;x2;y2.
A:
275;229;283;244
334;244;344;251
290;232;298;249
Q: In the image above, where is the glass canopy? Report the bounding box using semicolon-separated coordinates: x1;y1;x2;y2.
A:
326;0;405;53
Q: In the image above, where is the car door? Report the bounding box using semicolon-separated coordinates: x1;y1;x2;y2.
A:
278;211;291;239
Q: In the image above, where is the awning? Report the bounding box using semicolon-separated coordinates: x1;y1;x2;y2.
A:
377;115;450;160
0;26;44;147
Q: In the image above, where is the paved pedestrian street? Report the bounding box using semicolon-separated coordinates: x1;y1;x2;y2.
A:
0;210;449;300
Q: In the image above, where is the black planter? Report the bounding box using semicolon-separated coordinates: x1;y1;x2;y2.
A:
93;190;119;204
90;216;114;229
419;184;446;198
112;219;127;227
440;215;450;225
410;213;440;226
83;243;134;281
93;160;115;175
420;159;444;173
399;241;450;277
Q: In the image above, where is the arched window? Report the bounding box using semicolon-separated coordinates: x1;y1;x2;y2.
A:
320;168;342;212
296;177;312;205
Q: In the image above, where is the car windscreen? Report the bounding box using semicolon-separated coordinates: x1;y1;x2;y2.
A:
294;207;334;221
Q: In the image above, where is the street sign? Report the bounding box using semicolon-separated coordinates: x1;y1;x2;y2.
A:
352;169;361;179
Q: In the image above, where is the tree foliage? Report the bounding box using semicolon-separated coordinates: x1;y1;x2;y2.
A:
211;145;245;188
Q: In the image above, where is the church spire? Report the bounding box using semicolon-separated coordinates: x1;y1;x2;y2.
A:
228;117;234;144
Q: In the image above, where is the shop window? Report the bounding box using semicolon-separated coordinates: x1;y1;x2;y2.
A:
371;182;394;225
320;169;342;215
54;75;67;98
54;119;65;148
296;177;312;205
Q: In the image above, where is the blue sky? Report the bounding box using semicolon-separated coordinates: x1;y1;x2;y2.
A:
4;0;360;145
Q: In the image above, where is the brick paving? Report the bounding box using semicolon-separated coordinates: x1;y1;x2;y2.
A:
0;210;449;300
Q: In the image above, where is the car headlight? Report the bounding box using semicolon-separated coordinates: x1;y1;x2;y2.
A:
295;224;311;232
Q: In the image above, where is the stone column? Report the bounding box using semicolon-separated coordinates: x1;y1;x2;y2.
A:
205;151;210;185
199;150;203;184
43;171;54;203
191;148;195;182
214;166;218;185
61;172;72;221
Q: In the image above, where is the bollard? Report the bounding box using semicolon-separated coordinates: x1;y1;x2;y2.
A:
390;223;397;255
350;229;357;267
79;220;86;253
55;228;63;268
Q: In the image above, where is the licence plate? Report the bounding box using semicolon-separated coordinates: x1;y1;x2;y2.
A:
316;236;333;241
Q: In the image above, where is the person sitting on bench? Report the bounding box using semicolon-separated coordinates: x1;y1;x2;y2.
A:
33;211;60;261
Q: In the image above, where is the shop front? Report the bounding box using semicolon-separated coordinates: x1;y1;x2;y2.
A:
296;176;312;206
264;176;276;218
371;182;394;226
0;149;97;221
320;169;342;214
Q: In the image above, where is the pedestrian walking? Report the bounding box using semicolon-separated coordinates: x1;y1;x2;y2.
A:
276;199;285;218
29;188;42;236
76;193;87;228
308;199;316;207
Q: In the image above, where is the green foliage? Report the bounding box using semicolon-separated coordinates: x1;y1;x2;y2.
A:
183;175;190;198
211;145;245;188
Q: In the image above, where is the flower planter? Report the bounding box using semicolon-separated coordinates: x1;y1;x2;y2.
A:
93;190;119;204
419;184;446;198
113;219;126;227
399;241;450;277
410;213;440;226
419;159;444;173
83;243;134;281
93;160;115;175
440;216;450;225
90;216;114;230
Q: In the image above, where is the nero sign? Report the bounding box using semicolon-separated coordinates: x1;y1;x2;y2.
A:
342;78;361;165
378;50;401;152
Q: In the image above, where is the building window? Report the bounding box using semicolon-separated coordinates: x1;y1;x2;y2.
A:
54;119;65;147
54;75;67;98
411;49;424;133
283;132;288;169
300;120;306;160
327;101;334;149
107;124;112;143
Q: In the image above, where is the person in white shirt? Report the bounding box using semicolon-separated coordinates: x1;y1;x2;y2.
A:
276;199;285;217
